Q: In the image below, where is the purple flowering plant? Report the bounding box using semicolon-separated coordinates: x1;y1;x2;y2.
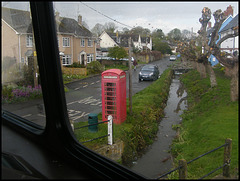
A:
2;84;42;103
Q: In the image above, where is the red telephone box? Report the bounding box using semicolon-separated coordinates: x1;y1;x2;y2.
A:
101;69;126;124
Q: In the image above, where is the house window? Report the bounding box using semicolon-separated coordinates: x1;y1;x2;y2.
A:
63;37;70;47
81;38;85;47
87;54;94;63
62;55;71;65
88;39;92;47
26;35;33;47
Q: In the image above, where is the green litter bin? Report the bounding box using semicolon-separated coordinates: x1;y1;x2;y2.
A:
88;113;98;133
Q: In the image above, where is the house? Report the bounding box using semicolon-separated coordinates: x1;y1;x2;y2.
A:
218;14;238;54
207;5;238;66
98;31;152;57
2;7;96;69
55;12;96;66
2;7;34;67
99;31;119;48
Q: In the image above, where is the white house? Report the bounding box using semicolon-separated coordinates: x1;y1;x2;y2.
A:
133;34;152;51
99;31;119;48
207;12;238;66
98;31;152;53
219;14;238;54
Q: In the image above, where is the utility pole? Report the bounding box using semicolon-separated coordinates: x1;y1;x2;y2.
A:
33;50;38;88
128;37;132;115
33;37;38;88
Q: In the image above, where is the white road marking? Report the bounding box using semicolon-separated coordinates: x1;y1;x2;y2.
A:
67;96;102;107
70;111;89;121
37;114;46;118
22;114;32;118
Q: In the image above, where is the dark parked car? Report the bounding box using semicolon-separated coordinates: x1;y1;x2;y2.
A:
139;65;159;81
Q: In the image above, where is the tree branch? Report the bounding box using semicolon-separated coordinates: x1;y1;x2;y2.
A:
216;31;238;47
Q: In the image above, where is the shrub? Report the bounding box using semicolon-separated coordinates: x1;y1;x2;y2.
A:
66;62;85;68
87;61;104;74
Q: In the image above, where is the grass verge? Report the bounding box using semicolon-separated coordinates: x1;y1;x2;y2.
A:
169;68;238;179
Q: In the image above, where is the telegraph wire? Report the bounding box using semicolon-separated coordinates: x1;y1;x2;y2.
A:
80;1;134;29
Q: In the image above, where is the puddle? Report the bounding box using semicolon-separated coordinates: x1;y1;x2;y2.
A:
128;74;188;179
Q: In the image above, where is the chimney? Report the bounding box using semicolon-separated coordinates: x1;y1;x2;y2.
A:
78;15;82;26
224;5;233;16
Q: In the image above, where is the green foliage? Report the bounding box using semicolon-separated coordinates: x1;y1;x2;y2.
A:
170;69;238;179
62;74;87;84
66;62;86;68
104;64;129;71
108;46;128;60
167;28;182;42
152;38;172;54
87;61;104;74
17;64;34;87
151;29;165;40
2;86;14;101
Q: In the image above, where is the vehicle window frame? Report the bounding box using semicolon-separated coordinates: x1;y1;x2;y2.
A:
2;2;145;179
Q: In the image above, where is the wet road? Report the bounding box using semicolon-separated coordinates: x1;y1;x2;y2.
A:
65;56;173;122
2;56;173;125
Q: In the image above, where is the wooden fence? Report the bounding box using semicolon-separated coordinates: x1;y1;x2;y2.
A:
62;67;87;76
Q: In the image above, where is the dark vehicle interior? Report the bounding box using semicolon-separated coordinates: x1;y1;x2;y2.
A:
2;2;146;179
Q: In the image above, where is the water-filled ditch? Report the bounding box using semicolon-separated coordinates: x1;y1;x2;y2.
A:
128;73;188;179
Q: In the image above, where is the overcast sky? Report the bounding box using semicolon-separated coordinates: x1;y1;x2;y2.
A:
2;1;239;34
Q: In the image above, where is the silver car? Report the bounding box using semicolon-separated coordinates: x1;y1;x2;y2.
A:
169;55;176;61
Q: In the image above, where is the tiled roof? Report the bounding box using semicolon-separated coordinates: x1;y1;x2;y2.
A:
219;14;238;33
107;32;150;47
57;17;93;37
2;7;93;37
2;7;32;33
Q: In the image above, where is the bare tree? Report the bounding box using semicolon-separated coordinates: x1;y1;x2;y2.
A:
104;22;118;33
91;23;104;36
177;7;238;101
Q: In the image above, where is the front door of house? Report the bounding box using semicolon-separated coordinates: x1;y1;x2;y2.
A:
81;54;85;65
